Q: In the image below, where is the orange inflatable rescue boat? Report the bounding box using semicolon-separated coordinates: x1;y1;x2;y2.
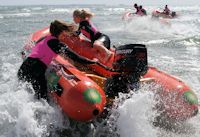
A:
152;9;178;19
25;27;198;122
122;12;134;22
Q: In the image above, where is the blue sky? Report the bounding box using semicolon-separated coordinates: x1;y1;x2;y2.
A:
0;0;199;6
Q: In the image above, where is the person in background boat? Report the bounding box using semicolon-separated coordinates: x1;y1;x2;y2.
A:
134;3;139;14
18;20;98;100
73;9;113;64
163;5;170;15
139;5;147;16
133;4;147;16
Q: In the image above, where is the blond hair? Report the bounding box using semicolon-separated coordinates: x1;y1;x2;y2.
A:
50;20;77;37
73;9;94;19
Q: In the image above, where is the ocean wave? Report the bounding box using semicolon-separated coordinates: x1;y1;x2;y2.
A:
21;8;31;12
106;7;126;12
1;5;200;137
0;14;4;19
181;36;200;46
173;5;200;12
49;8;71;13
4;13;31;18
146;39;169;44
31;7;43;11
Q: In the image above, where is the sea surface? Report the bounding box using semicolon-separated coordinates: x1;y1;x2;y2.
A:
0;5;200;137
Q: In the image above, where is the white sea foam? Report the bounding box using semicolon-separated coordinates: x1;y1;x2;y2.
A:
116;91;157;137
49;8;71;13
6;13;31;17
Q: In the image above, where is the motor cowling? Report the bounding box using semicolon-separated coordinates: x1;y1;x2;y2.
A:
105;44;148;98
171;11;176;17
113;44;148;76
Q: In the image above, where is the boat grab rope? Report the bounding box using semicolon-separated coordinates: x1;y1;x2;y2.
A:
60;66;76;80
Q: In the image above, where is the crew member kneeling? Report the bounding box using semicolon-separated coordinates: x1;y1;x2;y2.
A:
18;20;98;100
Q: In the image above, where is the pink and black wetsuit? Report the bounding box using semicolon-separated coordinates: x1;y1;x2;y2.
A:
77;20;111;49
18;35;96;99
135;7;139;14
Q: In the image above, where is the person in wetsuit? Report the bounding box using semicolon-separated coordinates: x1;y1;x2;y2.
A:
139;5;147;16
134;4;147;16
18;20;98;100
134;3;139;14
73;9;113;64
163;5;170;15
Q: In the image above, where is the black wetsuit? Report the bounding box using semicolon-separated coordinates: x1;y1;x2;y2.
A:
78;20;111;49
135;6;139;14
18;38;96;99
164;8;170;15
142;9;147;15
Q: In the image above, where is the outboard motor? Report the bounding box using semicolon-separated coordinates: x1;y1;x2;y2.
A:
113;44;148;75
105;44;148;98
171;12;176;17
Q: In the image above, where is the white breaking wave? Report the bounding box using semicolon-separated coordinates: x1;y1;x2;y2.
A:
49;8;71;13
5;13;31;17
